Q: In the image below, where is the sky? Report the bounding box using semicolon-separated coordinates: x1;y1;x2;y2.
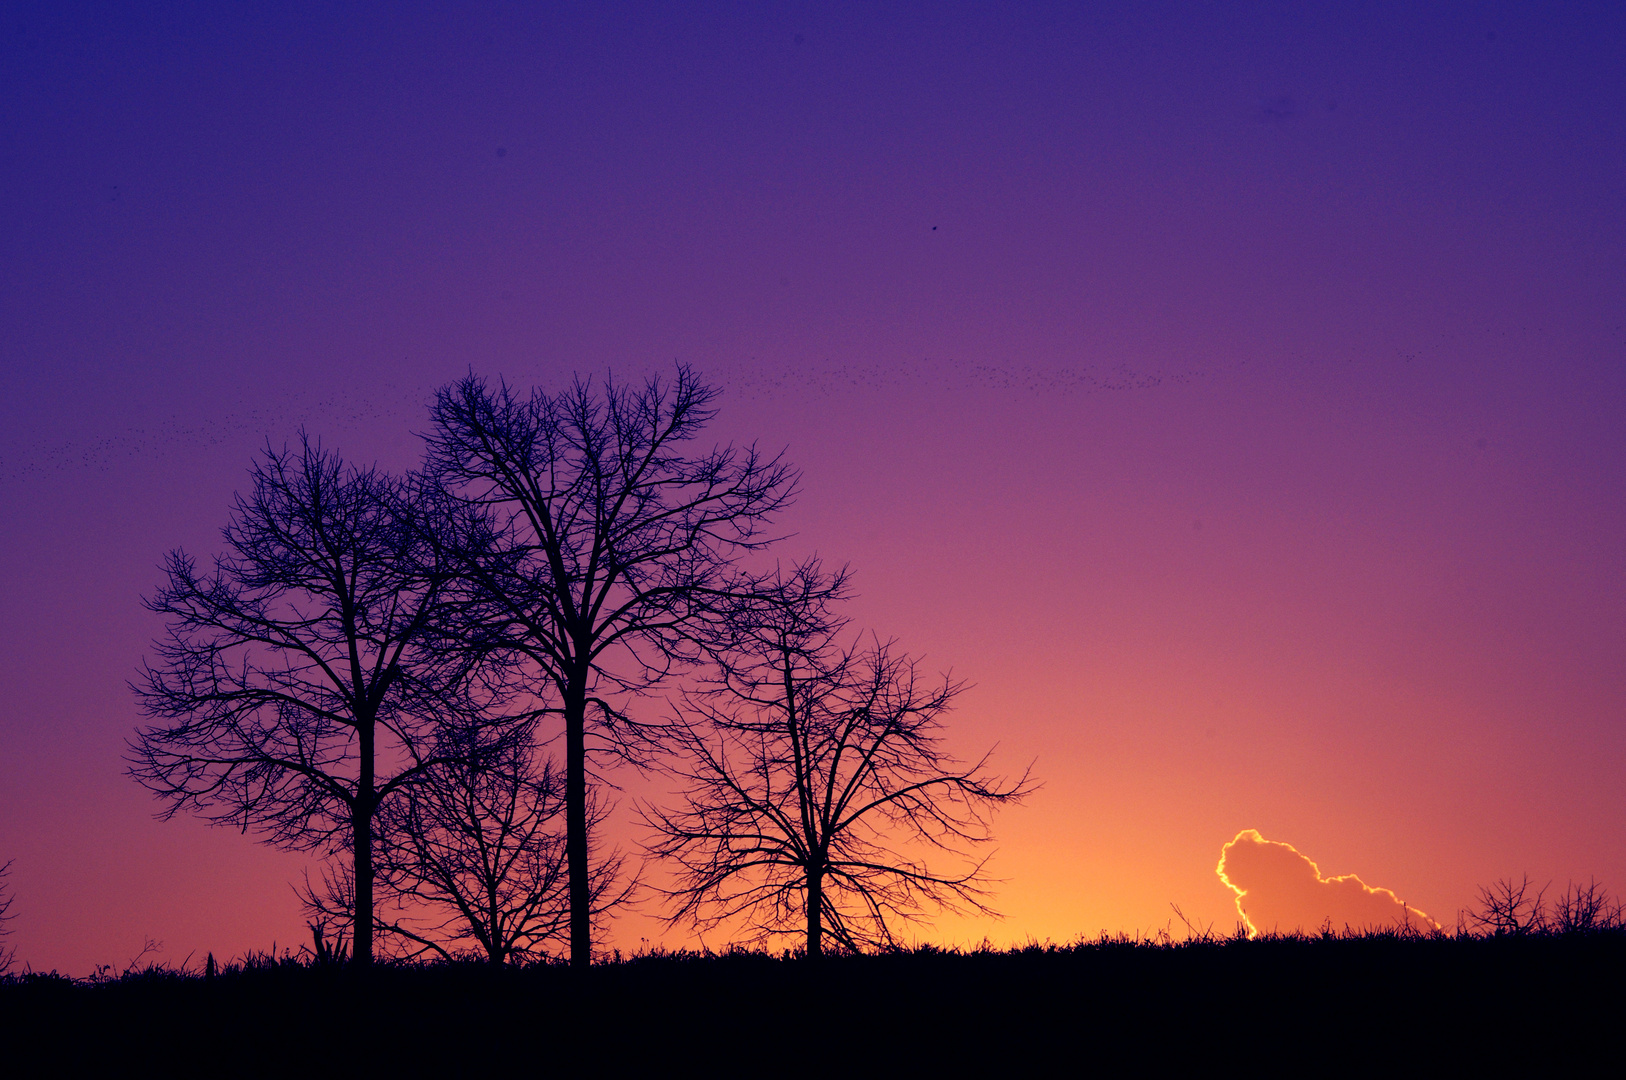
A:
2;2;1623;973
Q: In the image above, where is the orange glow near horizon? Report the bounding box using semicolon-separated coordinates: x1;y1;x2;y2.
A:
3;6;1625;975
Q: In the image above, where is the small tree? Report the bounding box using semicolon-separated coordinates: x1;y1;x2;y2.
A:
301;736;631;965
645;565;1034;957
129;437;514;966
1551;879;1622;934
423;366;797;966
1466;875;1550;937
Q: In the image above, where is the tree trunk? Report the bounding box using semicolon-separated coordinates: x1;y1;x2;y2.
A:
806;869;823;960
353;804;374;968
488;889;505;965
565;670;591;968
353;713;375;968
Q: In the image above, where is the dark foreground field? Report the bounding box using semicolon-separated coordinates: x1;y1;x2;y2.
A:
5;933;1621;1072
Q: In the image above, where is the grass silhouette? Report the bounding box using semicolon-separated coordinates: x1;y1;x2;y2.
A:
5;914;1622;1071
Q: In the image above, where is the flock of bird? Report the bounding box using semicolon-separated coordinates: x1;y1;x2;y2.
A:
0;380;428;483
710;354;1215;404
2;358;1227;484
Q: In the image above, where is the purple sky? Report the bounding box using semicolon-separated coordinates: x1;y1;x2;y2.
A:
2;3;1623;973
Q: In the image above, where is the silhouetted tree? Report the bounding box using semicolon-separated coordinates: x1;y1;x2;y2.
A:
645;564;1034;958
300;733;631;965
1463;876;1622;937
129;437;515;967
0;860;15;973
1551;879;1622;934
1466;875;1549;937
423;367;797;966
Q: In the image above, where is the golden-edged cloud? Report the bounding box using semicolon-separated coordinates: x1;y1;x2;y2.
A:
1217;829;1438;937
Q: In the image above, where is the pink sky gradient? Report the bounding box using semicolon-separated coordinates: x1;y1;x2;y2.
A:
2;3;1623;973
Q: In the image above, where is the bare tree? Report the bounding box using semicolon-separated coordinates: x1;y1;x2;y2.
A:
423;366;797;966
1466;875;1550;937
1551;879;1622;934
645;564;1035;958
300;734;631;965
129;437;515;966
0;860;15;973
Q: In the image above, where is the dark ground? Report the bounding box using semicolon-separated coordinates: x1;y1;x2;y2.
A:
4;933;1619;1073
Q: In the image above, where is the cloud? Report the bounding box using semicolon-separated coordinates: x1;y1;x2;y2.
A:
1217;830;1439;937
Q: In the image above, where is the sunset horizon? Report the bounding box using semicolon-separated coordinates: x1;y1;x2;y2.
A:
3;3;1624;982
